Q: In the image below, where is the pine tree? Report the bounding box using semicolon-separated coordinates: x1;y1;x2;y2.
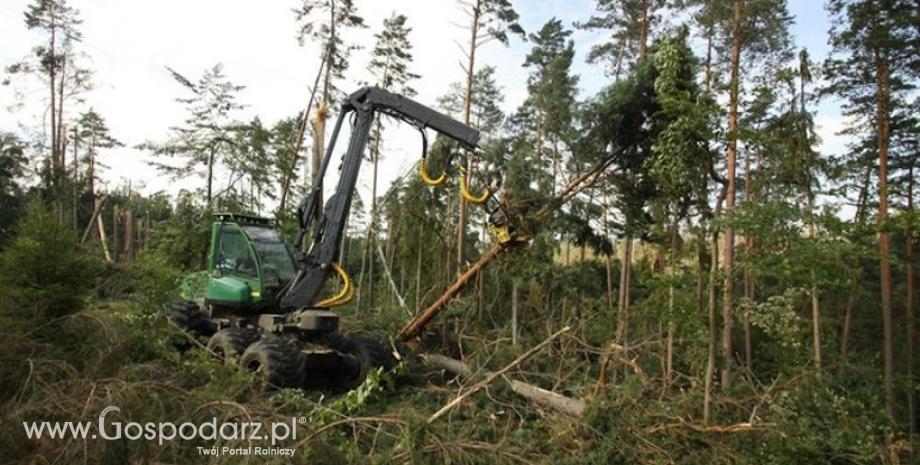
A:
288;0;366;214
524;18;578;195
701;0;792;390
294;0;366;107
361;12;420;311
825;0;916;422
75;109;121;200
7;0;91;219
452;0;523;276
439;67;506;141
142;64;245;208
578;0;669;75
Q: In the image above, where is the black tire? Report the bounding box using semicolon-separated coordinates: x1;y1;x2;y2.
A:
168;301;217;337
207;328;260;364
239;339;305;391
334;334;399;390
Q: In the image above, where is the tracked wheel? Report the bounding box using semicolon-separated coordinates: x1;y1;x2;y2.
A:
168;301;216;337
334;334;399;391
207;328;260;364
239;339;305;391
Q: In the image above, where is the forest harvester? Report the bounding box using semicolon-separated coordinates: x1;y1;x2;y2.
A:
169;87;527;391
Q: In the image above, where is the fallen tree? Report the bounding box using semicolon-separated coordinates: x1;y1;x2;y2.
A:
419;330;587;419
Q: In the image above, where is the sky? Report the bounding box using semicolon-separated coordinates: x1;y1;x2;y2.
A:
0;0;845;212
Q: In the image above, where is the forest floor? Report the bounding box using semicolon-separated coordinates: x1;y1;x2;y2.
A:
0;289;899;465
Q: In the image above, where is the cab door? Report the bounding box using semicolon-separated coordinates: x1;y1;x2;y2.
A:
205;222;263;310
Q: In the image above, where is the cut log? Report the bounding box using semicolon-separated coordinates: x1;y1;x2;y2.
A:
508;380;585;417
422;353;473;378
420;330;586;419
398;243;509;342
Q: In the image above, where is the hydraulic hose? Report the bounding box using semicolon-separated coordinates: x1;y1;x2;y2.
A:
315;263;355;307
459;166;491;204
420;158;447;186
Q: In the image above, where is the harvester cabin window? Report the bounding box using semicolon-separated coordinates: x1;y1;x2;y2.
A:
216;225;258;278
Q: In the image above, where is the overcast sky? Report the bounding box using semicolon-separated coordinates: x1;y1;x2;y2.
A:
0;0;843;210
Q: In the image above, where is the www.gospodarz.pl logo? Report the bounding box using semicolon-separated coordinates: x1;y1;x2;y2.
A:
23;405;302;456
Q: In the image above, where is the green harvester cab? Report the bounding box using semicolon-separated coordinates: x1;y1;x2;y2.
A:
180;213;297;315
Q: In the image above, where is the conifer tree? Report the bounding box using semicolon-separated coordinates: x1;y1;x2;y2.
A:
579;0;669;75
361;13;419;311
143;64;245;208
452;0;523;275
7;0;91;219
282;0;366;213
825;0;916;422
75;109;121;200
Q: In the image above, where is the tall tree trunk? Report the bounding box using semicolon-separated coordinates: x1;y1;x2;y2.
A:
124;209;135;263
907;166;916;442
604;190;614;310
112;204;119;263
842;166;871;359
444;191;454;283
367;116;384;311
809;191;822;372
664;202;679;390
743;147;753;375
456;0;483;273
697;27;713;320
721;0;743;391
355;222;370;312
616;237;632;346
305;1;337;210
870;3;895;422
72;130;78;231
88;137;96;200
49;15;58;197
58;58;67;179
704;228;720;424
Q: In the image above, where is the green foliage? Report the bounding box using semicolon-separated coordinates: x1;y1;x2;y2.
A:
141;64;247;206
463;0;525;46
0;132;28;245
308;365;404;426
578;0;670;75
148;194;211;271
742;288;806;352
576;368;885;465
294;0;366;105
0;200;101;323
649;29;712;200
369;13;419;96
439;66;506;137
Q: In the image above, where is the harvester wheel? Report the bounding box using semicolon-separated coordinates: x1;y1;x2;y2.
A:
168;301;216;337
239;339;305;391
207;328;260;364
334;334;399;390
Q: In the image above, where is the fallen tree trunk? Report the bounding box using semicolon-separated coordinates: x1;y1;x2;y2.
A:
420;348;586;418
428;327;570;422
507;380;586;417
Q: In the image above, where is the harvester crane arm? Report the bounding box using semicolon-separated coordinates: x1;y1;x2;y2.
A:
280;87;485;311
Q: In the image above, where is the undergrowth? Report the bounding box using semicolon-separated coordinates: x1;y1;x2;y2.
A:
0;203;895;464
